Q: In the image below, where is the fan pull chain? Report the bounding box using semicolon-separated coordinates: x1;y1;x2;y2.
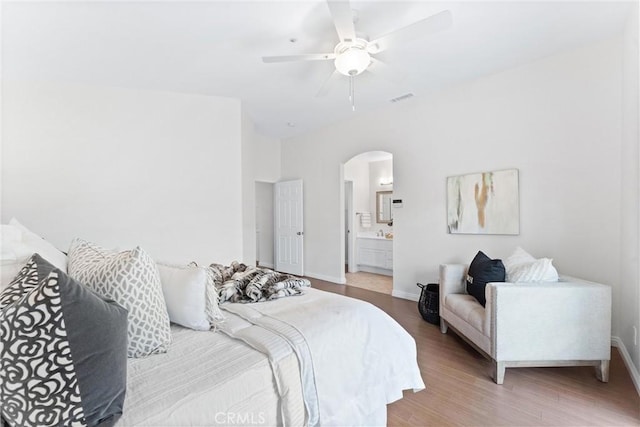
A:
349;75;356;111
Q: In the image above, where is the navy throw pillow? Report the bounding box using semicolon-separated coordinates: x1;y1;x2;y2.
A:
466;251;505;307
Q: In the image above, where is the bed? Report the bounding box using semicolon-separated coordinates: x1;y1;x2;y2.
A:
0;225;423;427
117;288;425;426
117;326;301;426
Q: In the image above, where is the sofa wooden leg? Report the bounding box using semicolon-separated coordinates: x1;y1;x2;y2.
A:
440;319;448;334
492;361;505;385
595;360;610;383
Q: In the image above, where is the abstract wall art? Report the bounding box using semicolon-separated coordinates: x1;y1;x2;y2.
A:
447;168;519;235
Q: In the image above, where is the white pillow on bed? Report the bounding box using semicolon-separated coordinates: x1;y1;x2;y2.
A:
7;218;67;271
1;219;68;290
157;263;210;331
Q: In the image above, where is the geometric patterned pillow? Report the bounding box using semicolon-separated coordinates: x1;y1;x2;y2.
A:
67;238;171;358
0;254;128;427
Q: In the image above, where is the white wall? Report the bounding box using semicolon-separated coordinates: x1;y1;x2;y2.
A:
620;2;640;378
241;111;281;265
281;37;623;309
1;81;243;265
255;181;274;268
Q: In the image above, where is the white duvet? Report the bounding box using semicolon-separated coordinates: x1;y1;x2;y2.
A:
222;288;425;426
117;325;304;426
118;287;424;426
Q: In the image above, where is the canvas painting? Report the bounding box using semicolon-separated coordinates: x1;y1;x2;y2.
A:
447;169;519;235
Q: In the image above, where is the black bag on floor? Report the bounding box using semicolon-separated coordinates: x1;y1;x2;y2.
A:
417;283;440;325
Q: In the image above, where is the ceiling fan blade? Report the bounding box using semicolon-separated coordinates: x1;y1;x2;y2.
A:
368;10;452;54
262;53;336;63
316;70;341;97
327;1;357;43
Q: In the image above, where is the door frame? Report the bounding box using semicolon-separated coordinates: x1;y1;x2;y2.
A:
341;151;395;288
255;181;275;269
345;180;357;274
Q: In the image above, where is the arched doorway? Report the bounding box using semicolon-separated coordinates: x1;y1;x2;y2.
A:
342;151;393;294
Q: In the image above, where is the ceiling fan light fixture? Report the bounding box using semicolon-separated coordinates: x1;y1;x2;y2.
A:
334;47;370;76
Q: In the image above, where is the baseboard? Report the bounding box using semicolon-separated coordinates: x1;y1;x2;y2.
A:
257;262;274;269
357;265;392;276
305;271;346;285
612;336;640;396
392;289;420;302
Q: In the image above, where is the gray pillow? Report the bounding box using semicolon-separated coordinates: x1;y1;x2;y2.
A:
0;254;128;427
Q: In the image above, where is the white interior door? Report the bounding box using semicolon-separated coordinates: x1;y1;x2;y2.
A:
275;179;304;276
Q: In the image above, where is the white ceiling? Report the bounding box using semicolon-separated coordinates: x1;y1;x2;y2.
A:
2;1;632;139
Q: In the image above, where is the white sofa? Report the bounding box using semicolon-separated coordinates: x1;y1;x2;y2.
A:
439;264;611;384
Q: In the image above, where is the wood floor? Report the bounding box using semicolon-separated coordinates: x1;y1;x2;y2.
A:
310;278;640;426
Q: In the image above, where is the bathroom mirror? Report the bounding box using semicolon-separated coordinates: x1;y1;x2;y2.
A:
376;191;393;223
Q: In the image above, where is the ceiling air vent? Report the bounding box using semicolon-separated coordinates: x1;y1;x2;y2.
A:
390;93;414;103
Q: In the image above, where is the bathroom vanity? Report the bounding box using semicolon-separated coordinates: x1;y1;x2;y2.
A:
356;234;393;276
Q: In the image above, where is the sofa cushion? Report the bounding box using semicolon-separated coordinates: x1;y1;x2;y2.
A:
445;294;486;334
466;251;505;306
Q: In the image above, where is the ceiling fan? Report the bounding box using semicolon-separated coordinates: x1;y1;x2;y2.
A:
262;1;452;110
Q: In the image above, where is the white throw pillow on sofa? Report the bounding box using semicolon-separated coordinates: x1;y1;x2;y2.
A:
503;246;535;271
156;263;219;331
504;247;558;283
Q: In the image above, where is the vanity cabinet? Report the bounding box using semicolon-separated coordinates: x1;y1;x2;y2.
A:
357;237;393;274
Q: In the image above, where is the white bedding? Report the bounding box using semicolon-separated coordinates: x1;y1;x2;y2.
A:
117;288;424;426
222;288;425;426
116;324;305;426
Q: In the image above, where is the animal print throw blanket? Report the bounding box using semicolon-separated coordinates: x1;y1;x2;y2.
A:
209;261;311;304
